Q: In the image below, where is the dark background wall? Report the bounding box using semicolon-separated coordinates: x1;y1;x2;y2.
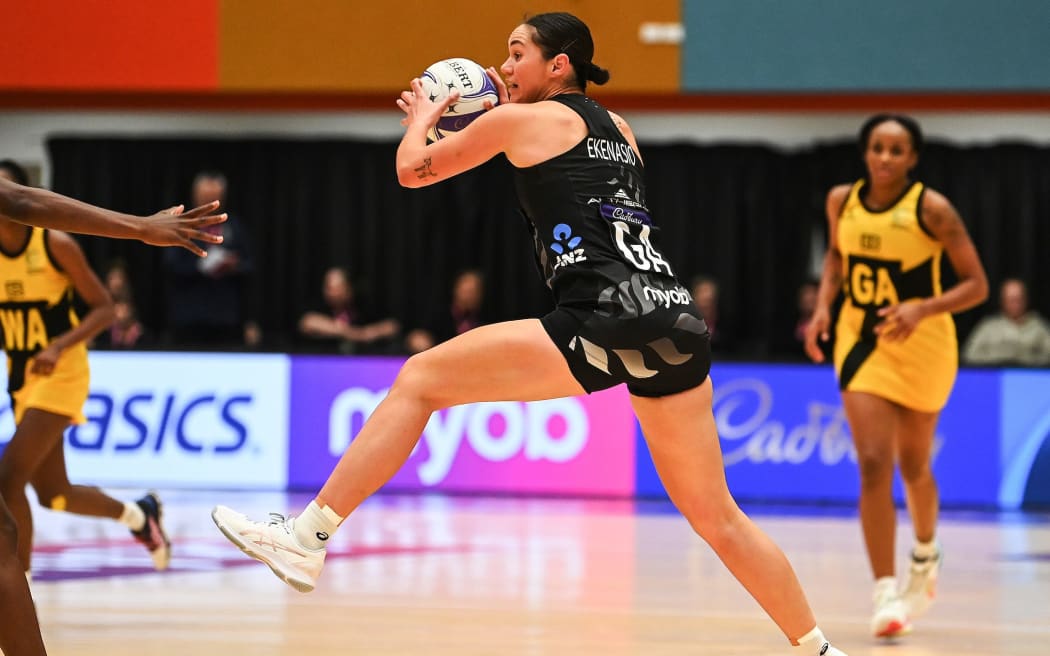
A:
47;135;1050;357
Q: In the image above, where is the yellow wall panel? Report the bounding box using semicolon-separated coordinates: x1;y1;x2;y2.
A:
220;0;679;94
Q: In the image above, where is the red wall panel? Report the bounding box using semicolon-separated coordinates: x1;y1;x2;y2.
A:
0;0;218;90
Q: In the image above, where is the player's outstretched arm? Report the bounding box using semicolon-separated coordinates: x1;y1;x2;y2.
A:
0;178;226;257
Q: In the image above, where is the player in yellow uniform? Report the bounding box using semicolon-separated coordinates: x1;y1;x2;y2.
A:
0;161;174;584
805;116;988;638
0;161;223;656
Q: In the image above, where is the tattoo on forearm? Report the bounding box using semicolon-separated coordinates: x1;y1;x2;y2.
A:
414;157;436;179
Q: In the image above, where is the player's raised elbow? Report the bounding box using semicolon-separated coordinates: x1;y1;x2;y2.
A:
395;145;445;188
396;164;424;189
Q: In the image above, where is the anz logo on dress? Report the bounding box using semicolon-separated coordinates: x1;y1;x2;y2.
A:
550;223;587;270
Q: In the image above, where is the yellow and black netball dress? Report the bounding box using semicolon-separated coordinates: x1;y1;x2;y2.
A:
0;228;88;423
834;180;957;412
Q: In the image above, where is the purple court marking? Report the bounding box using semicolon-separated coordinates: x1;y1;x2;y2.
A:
32;538;474;582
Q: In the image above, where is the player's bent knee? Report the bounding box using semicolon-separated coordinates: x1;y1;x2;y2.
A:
856;454;894;483
898;460;933;485
678;498;741;541
394;353;445;408
688;515;743;552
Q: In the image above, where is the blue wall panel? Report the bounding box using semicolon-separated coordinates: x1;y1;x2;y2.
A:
636;364;1002;507
682;0;1050;91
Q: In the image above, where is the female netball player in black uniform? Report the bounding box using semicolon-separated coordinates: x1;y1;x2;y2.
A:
0;171;224;656
212;13;847;655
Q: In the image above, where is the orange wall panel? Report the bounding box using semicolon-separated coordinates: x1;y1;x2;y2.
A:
0;0;218;90
219;0;679;94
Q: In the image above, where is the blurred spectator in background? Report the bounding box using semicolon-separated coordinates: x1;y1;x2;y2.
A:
95;259;150;349
405;269;485;354
794;279;820;345
298;266;399;354
963;278;1050;366
103;259;132;303
163;171;260;350
691;275;732;354
773;278;826;361
94;298;151;350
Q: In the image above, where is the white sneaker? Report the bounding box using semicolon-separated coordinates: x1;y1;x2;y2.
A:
794;640;849;655
871;583;911;638
903;547;942;617
211;505;325;593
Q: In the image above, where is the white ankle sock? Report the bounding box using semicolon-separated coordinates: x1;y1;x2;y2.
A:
913;538;938;559
293;500;343;550
874;576;897;593
119;501;146;531
793;626;829;654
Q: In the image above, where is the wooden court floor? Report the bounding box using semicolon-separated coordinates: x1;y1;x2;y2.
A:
24;490;1050;656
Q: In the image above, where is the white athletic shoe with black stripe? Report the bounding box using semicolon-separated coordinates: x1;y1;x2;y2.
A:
211;505;326;593
903;546;943;618
794;638;849;655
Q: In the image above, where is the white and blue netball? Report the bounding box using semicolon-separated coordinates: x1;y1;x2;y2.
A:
420;57;499;141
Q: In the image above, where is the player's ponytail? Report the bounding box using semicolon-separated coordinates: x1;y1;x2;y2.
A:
585;62;611;86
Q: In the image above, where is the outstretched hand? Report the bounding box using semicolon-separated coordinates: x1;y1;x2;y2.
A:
139;201;227;257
